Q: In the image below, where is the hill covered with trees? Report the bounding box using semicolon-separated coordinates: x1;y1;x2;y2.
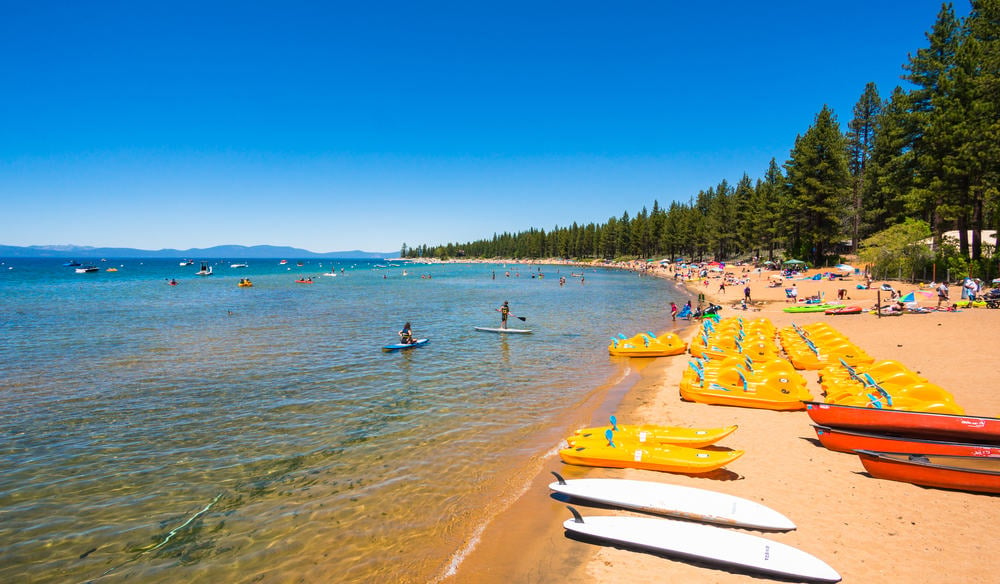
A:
404;2;999;279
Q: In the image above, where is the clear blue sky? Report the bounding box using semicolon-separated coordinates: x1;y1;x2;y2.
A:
0;1;969;253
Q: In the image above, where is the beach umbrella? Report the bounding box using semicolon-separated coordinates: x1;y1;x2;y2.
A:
783;259;806;265
835;264;854;272
992;278;1000;284
709;266;724;272
899;291;916;303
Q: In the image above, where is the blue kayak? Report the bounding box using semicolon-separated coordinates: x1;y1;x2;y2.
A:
382;338;429;351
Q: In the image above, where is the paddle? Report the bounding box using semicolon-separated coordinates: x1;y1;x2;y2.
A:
496;307;527;321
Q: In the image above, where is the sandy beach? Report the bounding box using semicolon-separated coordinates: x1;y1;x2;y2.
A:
449;263;1000;583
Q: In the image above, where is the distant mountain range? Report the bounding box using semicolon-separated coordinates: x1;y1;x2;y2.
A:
0;244;399;259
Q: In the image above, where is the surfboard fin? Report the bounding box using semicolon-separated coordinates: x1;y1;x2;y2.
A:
566;505;584;523
551;471;567;485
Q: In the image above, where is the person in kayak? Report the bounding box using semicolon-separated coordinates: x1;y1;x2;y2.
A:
398;322;416;344
497;301;510;329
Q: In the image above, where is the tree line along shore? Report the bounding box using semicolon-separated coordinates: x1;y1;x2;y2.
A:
405;3;999;285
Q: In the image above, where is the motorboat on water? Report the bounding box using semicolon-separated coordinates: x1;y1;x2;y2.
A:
75;265;99;273
230;262;249;268
179;260;194;266
195;263;213;276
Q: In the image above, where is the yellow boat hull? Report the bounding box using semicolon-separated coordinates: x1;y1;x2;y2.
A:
569;424;738;449
679;383;812;411
559;443;743;474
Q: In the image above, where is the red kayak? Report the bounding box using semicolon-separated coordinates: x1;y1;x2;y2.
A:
804;402;1000;444
856;450;1000;493
294;279;314;284
825;305;862;315
812;425;1000;457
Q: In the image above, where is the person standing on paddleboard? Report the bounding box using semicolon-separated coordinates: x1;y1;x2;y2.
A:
497;301;510;329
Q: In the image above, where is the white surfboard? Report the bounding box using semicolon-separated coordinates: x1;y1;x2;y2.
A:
549;475;795;531
473;326;533;334
563;513;841;583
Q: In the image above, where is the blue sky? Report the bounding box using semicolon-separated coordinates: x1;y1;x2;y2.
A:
0;1;969;253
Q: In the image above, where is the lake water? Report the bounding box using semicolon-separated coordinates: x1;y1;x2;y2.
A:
0;258;685;583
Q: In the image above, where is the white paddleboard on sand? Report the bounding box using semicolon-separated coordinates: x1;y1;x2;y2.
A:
563;512;841;583
549;474;794;531
474;326;532;334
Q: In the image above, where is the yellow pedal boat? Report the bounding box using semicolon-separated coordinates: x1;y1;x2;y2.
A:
559;440;743;474
679;370;813;411
609;332;687;357
570;416;737;449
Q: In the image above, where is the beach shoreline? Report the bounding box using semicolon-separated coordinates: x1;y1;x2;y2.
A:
445;259;1000;583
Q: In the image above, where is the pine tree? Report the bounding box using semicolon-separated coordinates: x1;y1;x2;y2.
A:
846;82;881;252
904;3;964;250
784;105;851;265
961;0;1000;258
865;87;916;235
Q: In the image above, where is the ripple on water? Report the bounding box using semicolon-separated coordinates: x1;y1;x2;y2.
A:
0;260;685;583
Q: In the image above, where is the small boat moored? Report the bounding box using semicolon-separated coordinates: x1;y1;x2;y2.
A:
825;306;863;315
559;433;743;474
812;425;1000;457
804;402;1000;444
571;416;737;449
856;450;1000;494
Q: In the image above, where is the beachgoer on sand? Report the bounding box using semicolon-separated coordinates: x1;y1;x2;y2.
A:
937;282;949;308
670;302;678;321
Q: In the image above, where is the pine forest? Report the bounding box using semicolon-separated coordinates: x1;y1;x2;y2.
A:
403;2;1000;281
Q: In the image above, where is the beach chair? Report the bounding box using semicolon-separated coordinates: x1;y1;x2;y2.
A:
784;288;796;302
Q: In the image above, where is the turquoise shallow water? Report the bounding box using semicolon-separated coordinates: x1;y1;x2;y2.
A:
0;258;685;583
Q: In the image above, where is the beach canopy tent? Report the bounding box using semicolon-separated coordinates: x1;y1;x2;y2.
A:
783;259;807;265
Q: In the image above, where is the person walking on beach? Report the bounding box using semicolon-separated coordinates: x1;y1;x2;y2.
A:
743;285;751;304
497;301;511;329
718;281;726;294
670;302;678;321
936;282;949;308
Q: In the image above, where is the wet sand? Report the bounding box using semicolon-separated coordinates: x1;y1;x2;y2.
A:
446;265;1000;583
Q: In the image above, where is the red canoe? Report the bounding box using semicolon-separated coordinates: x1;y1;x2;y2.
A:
856;450;1000;493
804;402;1000;445
825;305;862;315
812;425;1000;457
